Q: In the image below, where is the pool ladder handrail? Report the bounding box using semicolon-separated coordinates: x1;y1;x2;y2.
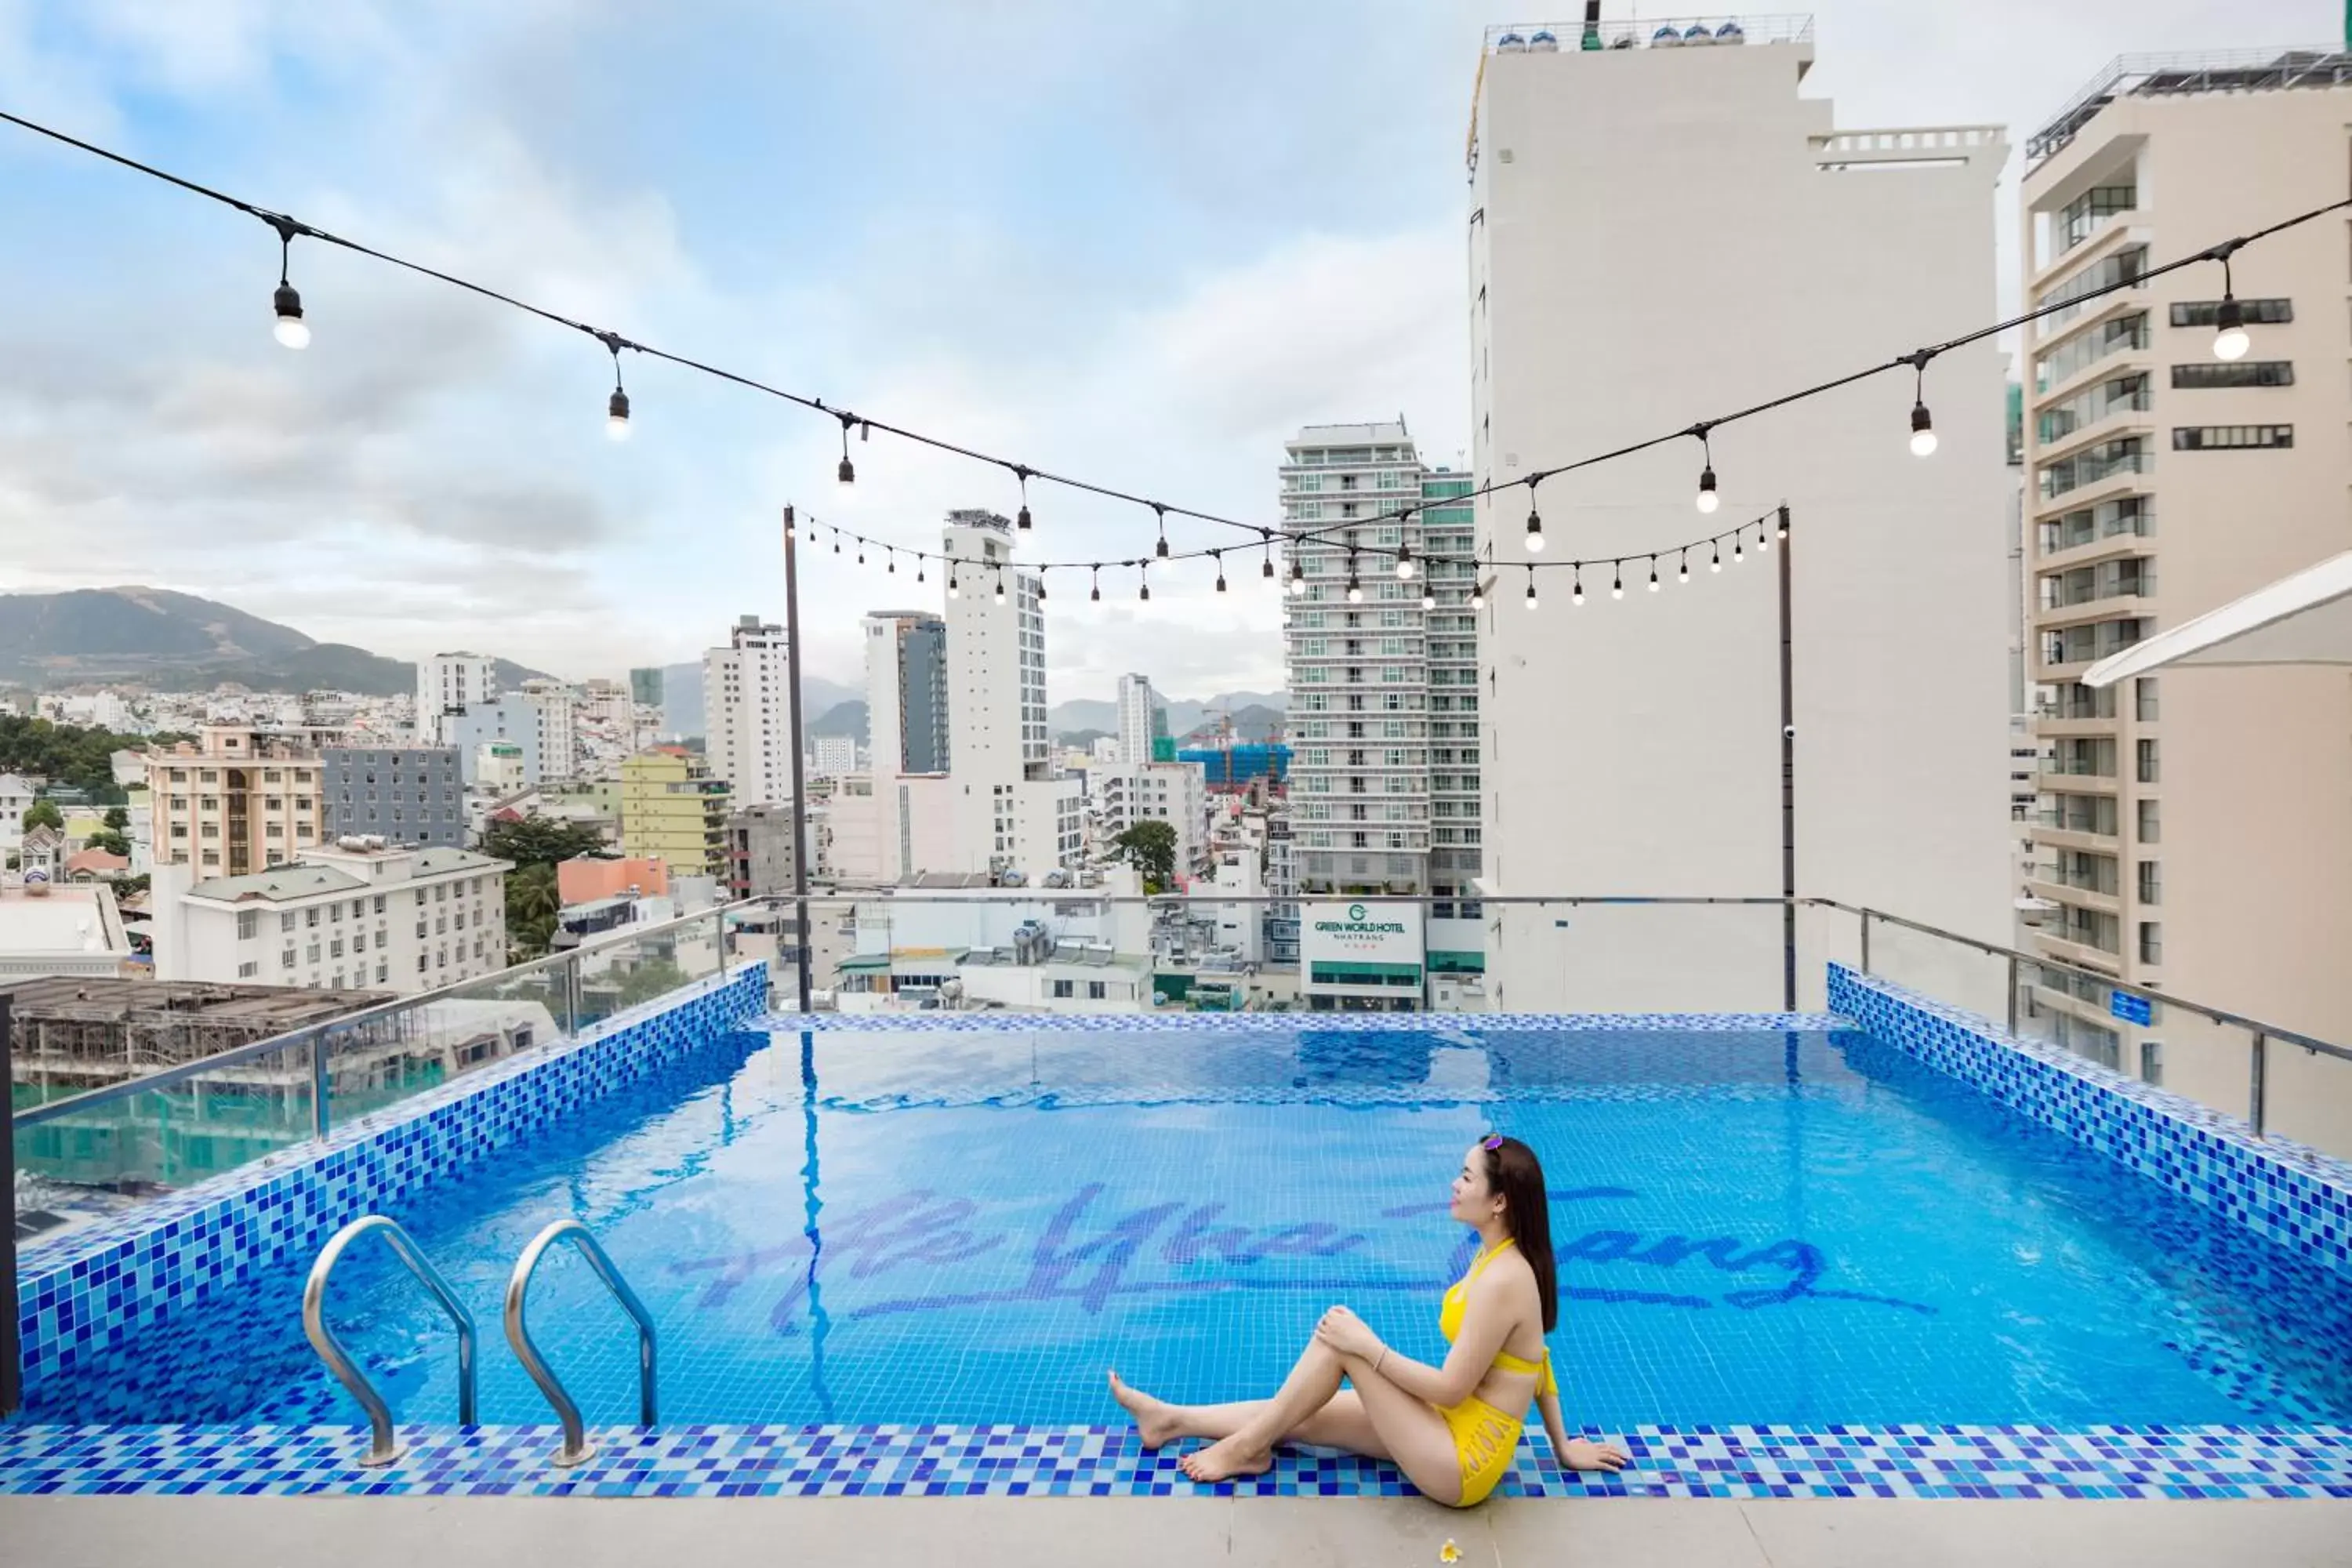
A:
503;1218;659;1467
302;1215;478;1468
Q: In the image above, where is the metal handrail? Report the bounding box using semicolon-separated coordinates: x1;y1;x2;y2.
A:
503;1218;658;1468
11;898;758;1131
1813;897;2352;1065
302;1215;477;1468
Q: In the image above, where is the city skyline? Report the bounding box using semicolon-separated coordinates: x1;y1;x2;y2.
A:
0;1;2303;695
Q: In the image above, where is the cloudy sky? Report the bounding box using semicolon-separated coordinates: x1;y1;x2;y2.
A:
0;0;2316;697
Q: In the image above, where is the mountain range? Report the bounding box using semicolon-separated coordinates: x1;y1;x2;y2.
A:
0;588;549;697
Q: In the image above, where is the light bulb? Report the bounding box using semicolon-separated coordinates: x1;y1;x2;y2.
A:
1571;577;1584;608
2213;296;2250;361
605;388;631;441
1910;402;1936;456
837;456;856;486
1346;581;1363;605
1696;466;1720;514
1647;564;1660;592
948;578;960;599
1017;503;1033;531
1421;589;1436;611
1523;581;1539;610
1525;510;1545;553
1469;586;1485;611
1677;558;1690;584
1396;556;1414;581
271;283;309;349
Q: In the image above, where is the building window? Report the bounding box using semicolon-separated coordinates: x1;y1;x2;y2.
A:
2136;860;2161;906
2134;677;2158;722
2169;298;2291;328
281;913;296;932
2138;921;2162;964
235;960;257;979
2140;1040;2163;1086
2170;360;2292;389
281;949;296;969
2135;739;2158;783
2171;424;2292;451
236;910;259;939
306;908;320;927
1051;979;1074;999
1087;981;1107;1000
2136;798;2159;844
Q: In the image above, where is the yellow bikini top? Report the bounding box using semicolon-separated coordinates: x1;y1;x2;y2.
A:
1439;1237;1558;1396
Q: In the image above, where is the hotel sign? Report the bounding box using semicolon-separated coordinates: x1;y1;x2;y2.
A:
1303;900;1424;968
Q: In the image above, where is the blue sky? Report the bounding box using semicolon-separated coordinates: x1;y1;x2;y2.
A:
0;0;2309;697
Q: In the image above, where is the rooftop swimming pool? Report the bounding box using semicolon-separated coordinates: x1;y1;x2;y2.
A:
24;1017;2352;1435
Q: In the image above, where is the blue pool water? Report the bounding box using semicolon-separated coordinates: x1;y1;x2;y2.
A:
26;1023;2352;1432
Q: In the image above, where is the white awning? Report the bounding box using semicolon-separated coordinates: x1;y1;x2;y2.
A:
2084;550;2352;688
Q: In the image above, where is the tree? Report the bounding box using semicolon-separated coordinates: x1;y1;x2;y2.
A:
21;799;63;834
608;960;690;1010
1109;818;1178;893
480;816;608;870
102;806;129;831
84;829;132;858
505;862;561;958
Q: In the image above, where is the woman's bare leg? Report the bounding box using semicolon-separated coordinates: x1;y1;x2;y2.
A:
1174;1334;1460;1501
1109;1372;1386;1455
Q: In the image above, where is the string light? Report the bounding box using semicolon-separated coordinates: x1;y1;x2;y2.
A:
1611;562;1624;601
1470;580;1486;612
836;413;857;487
1214;551;1227;593
994;566;1007;605
885;546;896;573
2205;241;2251;360
1733;533;1744;564
1345;556;1363;604
1755;521;1769;554
267;218;309;349
1035;568;1046;601
1396;540;1414;581
1421;582;1437;611
1153;503;1170;559
1524;565;1538;610
916;561;926;583
604;372;630;441
1777;504;1791;540
947;568;960;599
1138;562;1151;602
1091;565;1102;602
1648;556;1661;593
1289;558;1306;597
5;111;2332;579
1570;564;1584;607
1693;426;1719;514
1524;476;1546;553
1678;549;1690;585
1906;350;1936;457
1261;535;1276;580
1012;464;1035;531
1710;540;1722;573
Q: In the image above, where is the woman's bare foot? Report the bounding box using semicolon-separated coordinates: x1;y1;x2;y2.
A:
1178;1432;1274;1483
1107;1370;1183;1450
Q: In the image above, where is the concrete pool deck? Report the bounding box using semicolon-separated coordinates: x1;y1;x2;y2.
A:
5;1494;2350;1567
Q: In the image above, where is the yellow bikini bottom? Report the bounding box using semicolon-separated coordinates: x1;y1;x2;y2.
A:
1438;1395;1524;1507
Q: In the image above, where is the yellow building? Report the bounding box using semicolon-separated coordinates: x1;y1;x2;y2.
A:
619;748;730;877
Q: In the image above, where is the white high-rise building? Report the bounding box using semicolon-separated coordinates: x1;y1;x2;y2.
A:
811;735;858;779
2017;50;2352;1153
1467;22;2010;1011
518;679;578;786
941;510;1081;877
1091;760;1209;877
864;609;952;882
703;616;793;808
1116;673;1160;765
416;653;494;746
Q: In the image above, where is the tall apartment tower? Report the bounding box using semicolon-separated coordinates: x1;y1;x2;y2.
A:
416;652;494;746
864;609;951;880
517;679;579;786
1116;673;1160;765
941;510;1081;876
703;615;793;808
1279;423;1437;898
1467;23;2010;1011
2019;51;2352;1134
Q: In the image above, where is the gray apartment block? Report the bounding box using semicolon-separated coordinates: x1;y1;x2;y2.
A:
726;802;799;898
321;746;464;849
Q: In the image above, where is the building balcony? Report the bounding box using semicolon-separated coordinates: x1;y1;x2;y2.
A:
2031;822;2120;853
2034;592;2154;633
2038;761;2118;792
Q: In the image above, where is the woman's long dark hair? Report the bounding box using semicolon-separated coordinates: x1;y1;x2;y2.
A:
1480;1134;1558;1331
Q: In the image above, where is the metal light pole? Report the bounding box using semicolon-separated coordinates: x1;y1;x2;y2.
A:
1777;504;1797;1012
782;506;814;1013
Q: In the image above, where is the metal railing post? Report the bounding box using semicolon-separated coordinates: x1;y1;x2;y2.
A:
310;1029;332;1140
2005;953;2020;1036
1859;909;1871;975
2249;1032;2267;1138
1;992;20;1417
562;950;583;1036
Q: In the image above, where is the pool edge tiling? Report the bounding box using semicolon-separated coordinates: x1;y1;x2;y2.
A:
9;975;2352;1503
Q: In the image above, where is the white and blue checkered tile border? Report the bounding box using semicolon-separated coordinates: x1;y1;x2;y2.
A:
1829;966;2352;1281
767;1010;1846;1033
0;1421;2343;1500
13;966;770;1396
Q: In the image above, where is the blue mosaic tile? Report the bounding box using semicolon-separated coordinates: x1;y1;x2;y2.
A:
771;1011;1847;1034
0;1421;2343;1500
1829;968;2352;1281
15;967;771;1393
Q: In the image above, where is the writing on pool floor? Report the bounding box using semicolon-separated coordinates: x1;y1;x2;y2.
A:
670;1185;1936;1332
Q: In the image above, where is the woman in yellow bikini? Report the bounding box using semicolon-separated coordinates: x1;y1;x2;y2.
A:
1108;1134;1630;1506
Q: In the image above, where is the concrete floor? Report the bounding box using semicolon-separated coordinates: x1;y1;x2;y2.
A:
4;1495;2349;1567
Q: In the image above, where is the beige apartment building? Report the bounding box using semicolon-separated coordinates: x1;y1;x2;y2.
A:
145;724;332;877
2020;50;2352;1151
